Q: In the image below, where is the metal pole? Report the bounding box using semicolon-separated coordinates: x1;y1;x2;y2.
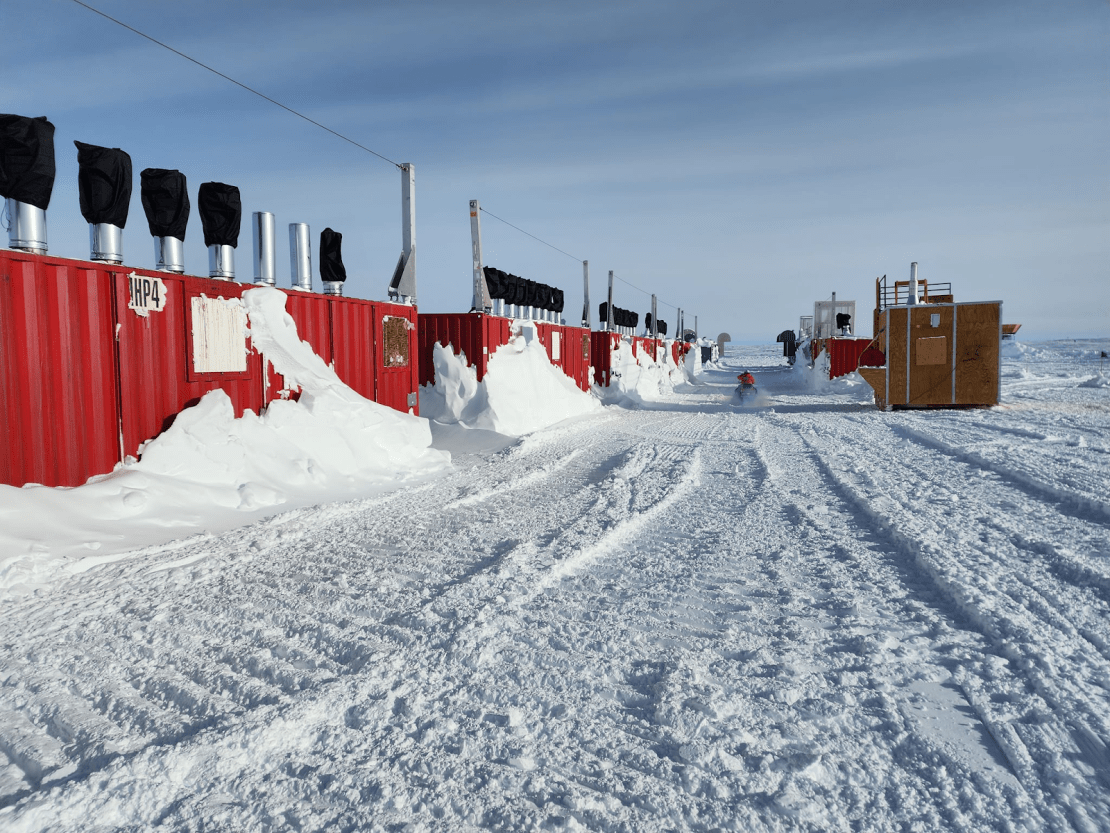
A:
607;270;615;332
401;163;416;303
470;200;489;312
694;315;698;340
582;260;590;328
651;294;658;339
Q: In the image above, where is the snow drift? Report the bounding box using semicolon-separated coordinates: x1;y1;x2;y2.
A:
597;338;689;406
420;321;601;436
0;287;450;599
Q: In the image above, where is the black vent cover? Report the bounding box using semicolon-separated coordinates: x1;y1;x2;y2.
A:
0;114;56;210
140;168;190;240
75;141;132;227
320;228;347;282
198;181;241;247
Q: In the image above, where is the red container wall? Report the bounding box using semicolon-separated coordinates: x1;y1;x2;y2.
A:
115;270;263;459
264;290;334;402
418;313;511;387
0;252;120;487
373;301;420;414
328;296;376;402
590;331;622;386
561;326;592;392
827;337;873;380
533;323;592;392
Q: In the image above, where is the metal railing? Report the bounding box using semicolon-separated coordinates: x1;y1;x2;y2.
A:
877;275;953;309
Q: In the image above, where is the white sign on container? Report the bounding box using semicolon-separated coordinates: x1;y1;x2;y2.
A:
127;272;168;317
191;295;248;374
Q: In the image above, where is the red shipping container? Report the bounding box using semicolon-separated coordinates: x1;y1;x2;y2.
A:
826;337;874;380
0;251;120;487
590;331;622;387
418;313;511;387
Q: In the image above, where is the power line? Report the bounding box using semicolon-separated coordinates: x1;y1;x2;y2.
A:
479;207;684;313
67;0;402;169
478;207;582;263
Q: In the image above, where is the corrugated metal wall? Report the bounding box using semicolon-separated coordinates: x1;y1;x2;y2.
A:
418;313;511;387
0;252;119;487
1;250;422;488
827;337;874;380
590;331;621;387
115;272;262;460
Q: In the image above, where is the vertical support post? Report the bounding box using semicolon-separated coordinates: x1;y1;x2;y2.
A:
582;260;591;328
651;294;658;339
470;200;489;312
694;315;698;340
402;164;415;264
388;164;417;303
606;270;615;332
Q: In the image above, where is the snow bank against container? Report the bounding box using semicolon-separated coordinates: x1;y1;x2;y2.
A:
0;287;450;599
421;321;601;436
598;339;685;406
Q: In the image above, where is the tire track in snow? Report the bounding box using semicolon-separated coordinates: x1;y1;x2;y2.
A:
799;421;1110;830
892;422;1110;527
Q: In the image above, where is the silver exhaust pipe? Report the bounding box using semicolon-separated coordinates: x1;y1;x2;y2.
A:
154;236;184;273
252;211;276;285
289;223;312;291
89;222;123;264
209;244;235;280
5;198;47;254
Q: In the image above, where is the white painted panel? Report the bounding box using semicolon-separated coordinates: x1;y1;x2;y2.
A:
191;296;247;374
551;331;561;361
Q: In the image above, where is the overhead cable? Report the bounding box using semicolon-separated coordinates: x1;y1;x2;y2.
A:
480;207;683;312
478;207;582;263
67;0;402;169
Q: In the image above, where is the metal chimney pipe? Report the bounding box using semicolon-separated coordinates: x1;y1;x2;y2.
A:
89;222;123;264
322;280;343;296
289;223;312;291
5;199;47;254
209;244;235;280
252;211;276;285
155;236;185;273
909;262;919;305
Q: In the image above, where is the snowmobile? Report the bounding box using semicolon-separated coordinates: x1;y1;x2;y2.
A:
733;372;757;403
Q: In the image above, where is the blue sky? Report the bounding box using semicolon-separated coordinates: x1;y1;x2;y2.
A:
4;0;1107;340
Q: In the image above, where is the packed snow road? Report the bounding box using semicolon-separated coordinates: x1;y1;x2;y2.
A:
2;341;1109;831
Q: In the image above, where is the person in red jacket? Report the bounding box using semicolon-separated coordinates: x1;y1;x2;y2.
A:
737;371;756;387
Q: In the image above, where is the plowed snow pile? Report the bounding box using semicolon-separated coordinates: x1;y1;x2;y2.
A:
420;321;601;435
0;287;450;598
2;336;1109;832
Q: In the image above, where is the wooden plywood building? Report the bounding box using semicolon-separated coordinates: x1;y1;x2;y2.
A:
857;276;1002;410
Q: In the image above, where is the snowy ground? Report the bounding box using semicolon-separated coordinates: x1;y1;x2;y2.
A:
2;339;1109;831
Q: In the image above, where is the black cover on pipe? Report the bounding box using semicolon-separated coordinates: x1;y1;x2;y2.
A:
320;227;347;282
836;312;852;329
657;319;667;336
75;141;132;227
599;302;608;323
483;267;504;300
140;168;189;240
198;181;241;247
631;311;639;329
645;312;653;330
0;114;56;209
553;288;564;314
